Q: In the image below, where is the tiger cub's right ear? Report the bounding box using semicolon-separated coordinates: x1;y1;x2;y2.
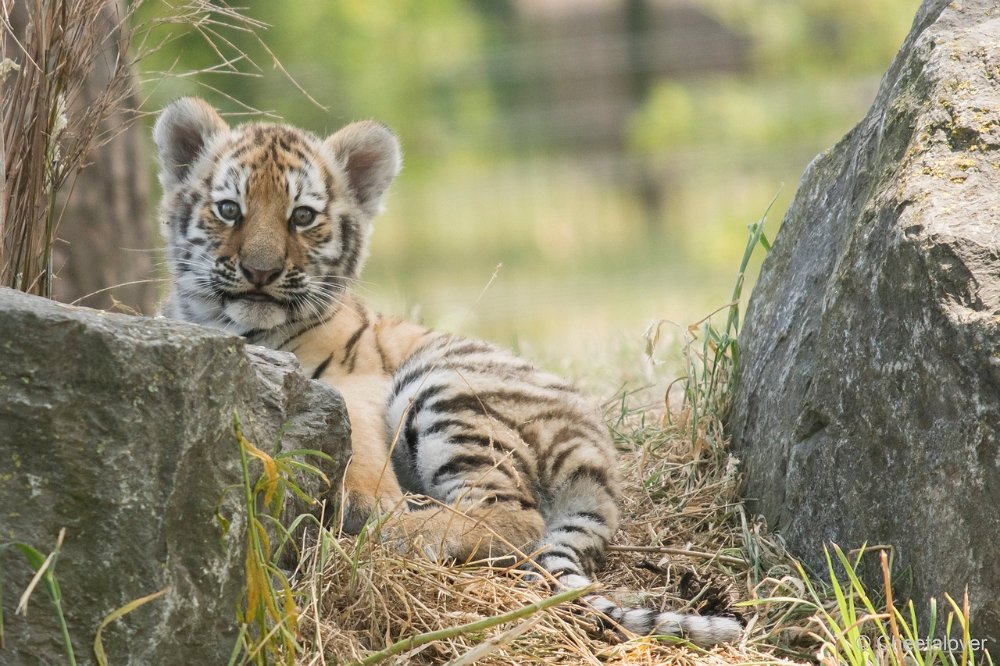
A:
153;97;228;188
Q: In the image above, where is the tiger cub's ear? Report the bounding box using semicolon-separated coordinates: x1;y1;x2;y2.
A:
153;97;228;189
325;121;401;217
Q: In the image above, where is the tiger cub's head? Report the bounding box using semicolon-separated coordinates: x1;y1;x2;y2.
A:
153;97;400;335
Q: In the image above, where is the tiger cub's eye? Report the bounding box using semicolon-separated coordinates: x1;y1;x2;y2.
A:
291;206;317;228
216;200;241;222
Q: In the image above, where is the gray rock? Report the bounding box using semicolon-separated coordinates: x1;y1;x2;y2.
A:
0;288;349;665
731;0;1000;651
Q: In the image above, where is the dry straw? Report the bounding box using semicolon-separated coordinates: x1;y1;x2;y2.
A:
1;0;139;296
290;386;810;665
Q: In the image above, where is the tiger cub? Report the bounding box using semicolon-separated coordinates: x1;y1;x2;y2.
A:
154;97;740;646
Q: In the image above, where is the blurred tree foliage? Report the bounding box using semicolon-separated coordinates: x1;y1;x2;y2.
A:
131;0;920;360
707;0;918;74
136;0;497;176
134;0;918;187
629;0;918;153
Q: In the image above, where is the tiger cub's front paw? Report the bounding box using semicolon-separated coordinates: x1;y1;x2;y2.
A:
338;491;404;535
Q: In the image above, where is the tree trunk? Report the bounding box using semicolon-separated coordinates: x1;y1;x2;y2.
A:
4;0;156;312
50;1;155;312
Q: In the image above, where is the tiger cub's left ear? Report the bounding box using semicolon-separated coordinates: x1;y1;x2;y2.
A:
153;97;228;189
326;121;401;217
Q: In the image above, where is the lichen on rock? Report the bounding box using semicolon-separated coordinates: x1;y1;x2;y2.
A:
731;0;1000;652
0;288;348;665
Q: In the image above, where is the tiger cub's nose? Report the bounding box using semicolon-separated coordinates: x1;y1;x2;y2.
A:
240;262;283;287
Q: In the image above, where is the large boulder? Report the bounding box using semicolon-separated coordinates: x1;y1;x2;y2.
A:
731;0;1000;649
0;288;349;665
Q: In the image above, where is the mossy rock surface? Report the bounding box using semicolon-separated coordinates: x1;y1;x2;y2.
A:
731;0;1000;653
0;288;348;665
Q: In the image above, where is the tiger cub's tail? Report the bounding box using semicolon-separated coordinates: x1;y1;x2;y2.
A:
533;475;741;647
556;572;742;646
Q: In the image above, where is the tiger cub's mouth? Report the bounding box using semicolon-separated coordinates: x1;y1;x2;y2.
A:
222;290;291;331
235;291;279;303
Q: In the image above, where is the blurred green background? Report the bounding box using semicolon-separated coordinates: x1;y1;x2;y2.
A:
135;0;919;378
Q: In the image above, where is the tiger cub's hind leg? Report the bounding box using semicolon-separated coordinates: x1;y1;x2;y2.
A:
385;500;545;564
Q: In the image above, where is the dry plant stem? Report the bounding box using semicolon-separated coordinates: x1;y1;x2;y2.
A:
1;0;137;296
880;551;903;664
15;528;65;616
607;544;745;566
93;587;169;666
347;585;594;666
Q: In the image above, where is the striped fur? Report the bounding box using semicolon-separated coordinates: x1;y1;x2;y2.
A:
154;98;741;646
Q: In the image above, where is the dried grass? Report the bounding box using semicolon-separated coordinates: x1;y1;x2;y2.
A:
291;387;818;665
283;219;816;665
0;0;139;296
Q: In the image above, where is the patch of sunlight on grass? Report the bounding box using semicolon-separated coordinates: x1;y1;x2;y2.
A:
364;154;773;386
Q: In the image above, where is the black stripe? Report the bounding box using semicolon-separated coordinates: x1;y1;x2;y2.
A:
543;426;595;477
402;384;448;462
540;547;582;566
427;395;519;430
547;446;576;482
430;453;497;486
275;312;335;351
338;214;361;278
542;543;590;569
568;465;610;488
551;524;588;535
446;434;534;490
531;406;594;423
323;170;335;204
311;353;334;380
341;310;370;373
439;340;495;357
529;409;606;437
338;214;352;247
419;361;534;382
449;433;498;449
422;417;472;436
476;388;563;406
550;424;592;446
373;321;390;373
175;195;194;236
576;511;607;526
632;609;657;633
390;362;433;399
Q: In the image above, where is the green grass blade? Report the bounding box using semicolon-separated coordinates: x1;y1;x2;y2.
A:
831;544;893;652
821;545;864;661
12;533;74;666
275;448;334;462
